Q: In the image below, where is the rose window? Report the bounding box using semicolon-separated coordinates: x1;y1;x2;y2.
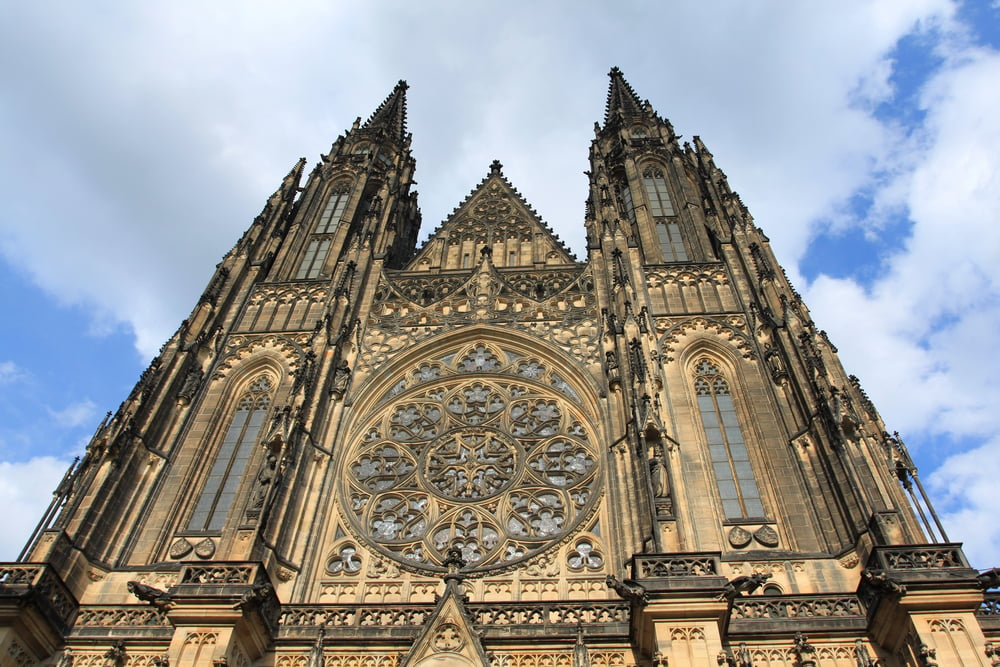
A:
423;429;518;500
340;345;601;575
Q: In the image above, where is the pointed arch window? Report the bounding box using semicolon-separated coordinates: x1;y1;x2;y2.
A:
188;375;272;532
297;186;349;279
643;167;687;262
315;188;350;234
296;238;331;280
643;167;676;217
693;359;764;519
617;183;636;224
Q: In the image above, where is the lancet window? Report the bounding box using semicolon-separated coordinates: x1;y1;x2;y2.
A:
693;359;764;519
296;186;350;279
643;167;688;262
188;375;272;531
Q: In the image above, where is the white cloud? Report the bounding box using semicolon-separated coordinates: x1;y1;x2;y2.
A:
927;436;1000;568
803;43;1000;565
0;457;73;561
0;361;25;385
46;400;98;429
0;2;960;358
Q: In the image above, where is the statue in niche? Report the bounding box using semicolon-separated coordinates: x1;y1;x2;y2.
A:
648;453;669;499
247;453;279;516
605;351;620;387
331;360;352;399
177;366;204;405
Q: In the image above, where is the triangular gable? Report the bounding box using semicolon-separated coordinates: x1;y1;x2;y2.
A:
400;576;489;667
406;160;577;271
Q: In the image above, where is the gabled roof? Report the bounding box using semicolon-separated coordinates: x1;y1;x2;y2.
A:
400;575;489;667
406;160;576;269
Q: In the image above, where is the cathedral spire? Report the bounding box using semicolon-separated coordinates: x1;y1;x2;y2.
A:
603;66;647;127
362;79;409;143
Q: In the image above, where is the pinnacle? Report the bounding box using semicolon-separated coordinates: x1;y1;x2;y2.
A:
604;66;646;126
362;80;409;143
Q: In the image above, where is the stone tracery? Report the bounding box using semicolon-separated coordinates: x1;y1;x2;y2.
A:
341;342;601;575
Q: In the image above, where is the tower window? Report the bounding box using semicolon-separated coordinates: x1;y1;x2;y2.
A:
508;250;517;266
643;167;686;261
188;376;272;532
656;221;688;262
617;184;636;224
693;359;764;519
296;186;348;279
643;167;676;217
315;188;350;234
296;238;331;280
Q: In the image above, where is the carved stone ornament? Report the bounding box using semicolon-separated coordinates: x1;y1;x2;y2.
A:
753;525;779;548
128;580;175;610
169;537;193;559
432;622;465;652
728;526;752;549
194;537;217;559
838;551;860;569
341;343;601;576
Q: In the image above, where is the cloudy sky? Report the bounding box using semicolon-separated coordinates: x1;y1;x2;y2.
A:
1;1;999;566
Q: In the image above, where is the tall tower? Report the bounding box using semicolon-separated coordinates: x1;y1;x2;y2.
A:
2;71;993;667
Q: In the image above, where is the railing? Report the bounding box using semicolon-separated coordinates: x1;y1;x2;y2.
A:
0;563;78;633
178;562;263;585
279;601;630;637
631;553;720;578
731;595;863;620
868;545;969;571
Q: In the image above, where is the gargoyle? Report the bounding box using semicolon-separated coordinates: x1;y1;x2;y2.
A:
233;582;274;611
977;567;1000;590
127;581;174;610
605;574;648;606
716;572;771;601
861;569;906;597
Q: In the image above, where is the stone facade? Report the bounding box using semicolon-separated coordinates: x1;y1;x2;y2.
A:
2;69;996;666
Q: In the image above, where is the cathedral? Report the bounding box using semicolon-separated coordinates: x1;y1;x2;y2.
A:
2;69;997;666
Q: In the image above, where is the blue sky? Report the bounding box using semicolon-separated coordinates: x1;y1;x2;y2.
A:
1;1;999;567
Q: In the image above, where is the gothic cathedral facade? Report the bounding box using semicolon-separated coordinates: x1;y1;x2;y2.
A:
2;69;996;667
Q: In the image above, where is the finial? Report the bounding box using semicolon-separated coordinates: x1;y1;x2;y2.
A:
489;159;503;176
444;546;466;583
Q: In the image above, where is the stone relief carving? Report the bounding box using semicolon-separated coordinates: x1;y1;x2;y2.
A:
655;316;754;362
213;334;308;380
359;268;599;380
